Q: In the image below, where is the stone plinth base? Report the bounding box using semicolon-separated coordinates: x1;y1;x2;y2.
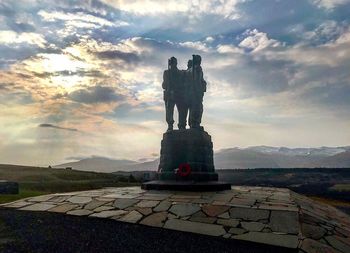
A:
158;129;217;181
0;180;18;194
141;180;231;191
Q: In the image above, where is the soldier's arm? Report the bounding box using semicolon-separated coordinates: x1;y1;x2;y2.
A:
162;70;167;89
200;67;207;92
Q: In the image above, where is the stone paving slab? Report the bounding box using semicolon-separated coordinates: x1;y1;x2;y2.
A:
48;203;78;213
164;219;226;236
2;186;350;253
232;232;299;248
19;203;56;211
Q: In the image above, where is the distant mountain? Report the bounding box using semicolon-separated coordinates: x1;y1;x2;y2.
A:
317;151;350;168
214;148;279;169
55;146;350;172
55;157;139;173
124;158;160;171
246;146;350;157
216;146;350;169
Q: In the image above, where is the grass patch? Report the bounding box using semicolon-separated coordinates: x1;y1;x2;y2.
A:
0;189;48;204
329;184;350;192
309;196;350;207
0;164;140;204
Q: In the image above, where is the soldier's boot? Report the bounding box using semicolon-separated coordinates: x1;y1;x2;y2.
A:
191;123;201;129
190;113;204;130
167;124;173;132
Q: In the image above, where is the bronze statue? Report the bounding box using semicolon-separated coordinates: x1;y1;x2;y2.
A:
187;59;193;70
162;57;187;131
188;55;206;129
162;55;206;131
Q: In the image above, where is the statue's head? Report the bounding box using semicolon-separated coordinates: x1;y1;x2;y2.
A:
168;56;177;68
187;59;193;69
192;54;202;66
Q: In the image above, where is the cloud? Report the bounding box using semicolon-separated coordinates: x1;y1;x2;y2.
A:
179;41;210;52
0;82;34;105
68;85;127;104
6;21;36;33
302;20;345;45
217;44;243;54
0;30;47;48
263;27;350;67
100;0;243;19
0;83;10;91
311;0;350;9
110;102;162;123
94;50;140;63
38;123;78;131
38;10;128;28
239;29;282;52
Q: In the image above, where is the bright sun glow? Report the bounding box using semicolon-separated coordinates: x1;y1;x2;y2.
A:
39;53;89;73
23;52;93;90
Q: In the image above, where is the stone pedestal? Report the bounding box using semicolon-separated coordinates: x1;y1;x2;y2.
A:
159;129;217;181
142;129;230;191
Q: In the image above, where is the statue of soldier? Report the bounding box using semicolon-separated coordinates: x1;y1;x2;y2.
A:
183;59;193;119
162;57;187;131
187;59;193;71
188;55;206;129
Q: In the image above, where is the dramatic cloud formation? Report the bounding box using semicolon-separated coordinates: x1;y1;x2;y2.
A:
0;30;47;47
0;0;350;166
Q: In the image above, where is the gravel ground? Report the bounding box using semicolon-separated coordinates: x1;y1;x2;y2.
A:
0;208;296;253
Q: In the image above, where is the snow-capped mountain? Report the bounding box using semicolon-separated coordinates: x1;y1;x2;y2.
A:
245;146;350;157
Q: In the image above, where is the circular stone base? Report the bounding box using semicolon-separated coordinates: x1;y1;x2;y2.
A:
141;180;231;191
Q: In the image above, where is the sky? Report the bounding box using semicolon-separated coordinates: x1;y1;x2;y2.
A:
0;0;350;166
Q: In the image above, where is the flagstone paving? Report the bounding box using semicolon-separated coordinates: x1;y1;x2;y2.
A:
2;186;350;253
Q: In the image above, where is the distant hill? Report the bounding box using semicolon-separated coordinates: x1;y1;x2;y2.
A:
55;157;139;173
214;148;279;169
127;159;160;171
245;146;350;157
317;151;350;168
215;146;350;169
54;146;350;172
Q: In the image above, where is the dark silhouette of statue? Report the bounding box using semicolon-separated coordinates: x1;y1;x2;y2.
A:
187;59;193;70
162;57;188;131
188;55;206;129
162;55;206;131
142;54;230;191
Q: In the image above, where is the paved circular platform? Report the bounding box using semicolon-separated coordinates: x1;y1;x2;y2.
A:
0;209;296;253
141;180;231;191
1;186;350;253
